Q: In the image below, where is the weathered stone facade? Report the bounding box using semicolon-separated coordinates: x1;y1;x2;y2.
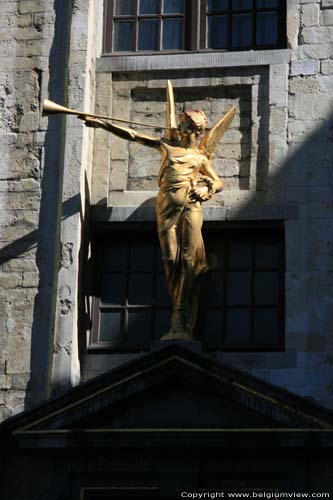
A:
1;0;333;421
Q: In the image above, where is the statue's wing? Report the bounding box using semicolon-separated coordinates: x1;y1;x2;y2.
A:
198;105;237;159
164;80;178;144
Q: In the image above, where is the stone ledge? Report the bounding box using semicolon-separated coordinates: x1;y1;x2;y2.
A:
91;190;297;222
97;49;290;73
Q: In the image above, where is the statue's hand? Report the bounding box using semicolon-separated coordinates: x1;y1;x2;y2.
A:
189;185;213;202
78;116;105;128
190;175;215;202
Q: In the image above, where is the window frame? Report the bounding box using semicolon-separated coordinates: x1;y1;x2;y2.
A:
103;0;286;54
200;0;287;52
90;224;172;352
103;0;196;54
88;222;285;353
199;222;285;352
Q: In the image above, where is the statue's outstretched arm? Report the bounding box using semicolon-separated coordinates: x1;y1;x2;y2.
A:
81;117;161;149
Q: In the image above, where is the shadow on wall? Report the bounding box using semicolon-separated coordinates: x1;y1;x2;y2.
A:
26;0;73;408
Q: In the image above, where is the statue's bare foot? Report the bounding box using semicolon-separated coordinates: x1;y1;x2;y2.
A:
160;330;195;341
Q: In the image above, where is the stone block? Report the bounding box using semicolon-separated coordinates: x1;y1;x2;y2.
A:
287;2;300;50
129;159;160;178
322;0;333;7
0;374;11;390
288;119;323;143
127;177;157;191
300;220;333;272
109;160;128;191
321;59;333;75
111;136;129;160
289;94;332;120
301;4;319;27
1;192;40;210
11;373;30;390
298;43;331;60
290;59;319;76
269;107;288;134
289;75;323;95
216;142;250;160
321;9;333;26
6;336;31;374
214;159;240;177
22;272;39;288
301;26;333;44
269;64;288;107
0;273;22;288
285;220;301;272
3;258;38;272
18;1;45;13
3;390;25;417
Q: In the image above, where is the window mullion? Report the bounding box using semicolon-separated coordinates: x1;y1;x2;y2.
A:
134;0;139;51
159;0;163;50
227;0;233;50
253;0;257;50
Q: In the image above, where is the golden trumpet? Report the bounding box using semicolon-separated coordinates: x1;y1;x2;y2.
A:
42;98;172;130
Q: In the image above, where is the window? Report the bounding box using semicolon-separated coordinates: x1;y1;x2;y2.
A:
90;229;172;351
199;224;285;351
103;0;286;53
89;224;285;352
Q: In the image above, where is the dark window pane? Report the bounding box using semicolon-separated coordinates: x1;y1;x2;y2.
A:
232;0;253;9
154;309;172;339
228;243;252;268
206;240;226;269
155;273;172;306
103;244;128;271
139;0;159;14
99;311;122;342
256;12;278;46
208;0;228;12
200;271;224;306
101;274;126;304
163;0;184;14
113;20;134;51
156;246;164;272
138;19;159;50
254;309;279;344
232;13;252;47
208;15;227;49
128;310;151;345
203;310;224;349
255;244;279;268
257;0;278;8
227;272;251;305
225;309;251;344
255;272;279;305
163;18;183;50
128;274;153;304
114;0;135;15
130;244;154;271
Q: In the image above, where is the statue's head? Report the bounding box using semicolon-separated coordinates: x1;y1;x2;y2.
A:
178;110;208;137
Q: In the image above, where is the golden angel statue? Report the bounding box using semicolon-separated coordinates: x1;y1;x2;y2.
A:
81;81;236;341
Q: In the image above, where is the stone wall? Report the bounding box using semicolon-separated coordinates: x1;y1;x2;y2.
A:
0;0;102;420
1;0;333;421
0;0;68;421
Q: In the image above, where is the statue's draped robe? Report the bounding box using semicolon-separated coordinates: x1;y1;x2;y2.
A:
156;147;209;335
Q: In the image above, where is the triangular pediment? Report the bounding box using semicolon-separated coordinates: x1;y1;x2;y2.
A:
1;344;332;448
